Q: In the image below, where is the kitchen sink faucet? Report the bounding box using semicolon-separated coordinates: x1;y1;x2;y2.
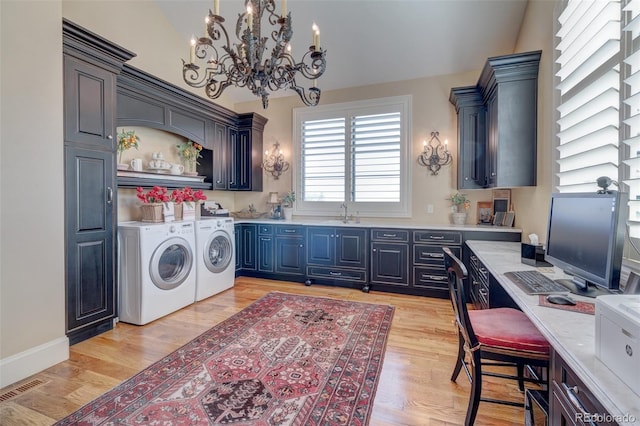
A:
341;203;348;223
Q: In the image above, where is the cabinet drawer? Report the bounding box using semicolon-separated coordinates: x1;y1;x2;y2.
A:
551;350;618;426
413;245;460;267
258;224;273;235
413;267;449;289
276;225;304;236
306;266;367;283
371;228;409;242
413;230;462;245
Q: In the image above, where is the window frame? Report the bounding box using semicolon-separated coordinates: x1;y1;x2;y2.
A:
292;95;412;218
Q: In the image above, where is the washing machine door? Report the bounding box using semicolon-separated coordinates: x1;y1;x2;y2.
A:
204;230;233;273
149;237;194;290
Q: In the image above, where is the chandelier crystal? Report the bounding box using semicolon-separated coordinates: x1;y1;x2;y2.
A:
182;0;327;109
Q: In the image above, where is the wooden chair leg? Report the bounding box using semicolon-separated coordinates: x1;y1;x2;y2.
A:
451;333;465;382
465;351;482;426
517;363;525;392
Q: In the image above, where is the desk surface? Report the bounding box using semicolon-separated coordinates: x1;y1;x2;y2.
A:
466;240;639;425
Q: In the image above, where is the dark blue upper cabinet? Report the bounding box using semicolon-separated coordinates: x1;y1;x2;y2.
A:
450;51;541;189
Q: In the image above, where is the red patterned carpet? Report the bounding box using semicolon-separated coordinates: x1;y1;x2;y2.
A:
55;292;395;425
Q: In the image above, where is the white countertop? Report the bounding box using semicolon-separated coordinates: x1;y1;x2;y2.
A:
466;240;639;425
232;218;522;233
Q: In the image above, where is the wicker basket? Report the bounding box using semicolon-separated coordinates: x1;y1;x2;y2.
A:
230;211;267;219
174;203;183;221
140;203;163;222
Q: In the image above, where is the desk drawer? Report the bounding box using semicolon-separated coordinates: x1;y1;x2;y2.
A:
276;225;304;236
306;266;367;283
413;245;460;267
413;230;462;245
413;266;448;289
551;350;617;425
371;228;409;242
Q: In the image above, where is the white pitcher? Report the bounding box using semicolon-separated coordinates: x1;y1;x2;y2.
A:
170;163;184;175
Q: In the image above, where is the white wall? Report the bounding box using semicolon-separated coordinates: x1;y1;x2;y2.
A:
510;0;556;241
0;0;68;386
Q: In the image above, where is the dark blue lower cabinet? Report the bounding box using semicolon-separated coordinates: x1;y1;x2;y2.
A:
370;242;409;287
258;236;274;273
275;236;305;276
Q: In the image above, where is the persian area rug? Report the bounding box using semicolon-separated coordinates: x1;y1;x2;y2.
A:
55;292;395;426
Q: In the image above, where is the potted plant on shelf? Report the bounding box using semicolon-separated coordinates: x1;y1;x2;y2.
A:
281;191;295;221
136;186;170;222
176;140;203;176
117;129;140;169
447;192;470;225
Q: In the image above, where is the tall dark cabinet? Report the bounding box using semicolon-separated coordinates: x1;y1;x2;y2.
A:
450;51;541;189
63;20;134;344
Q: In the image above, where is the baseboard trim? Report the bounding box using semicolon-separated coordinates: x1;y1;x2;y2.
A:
0;336;69;388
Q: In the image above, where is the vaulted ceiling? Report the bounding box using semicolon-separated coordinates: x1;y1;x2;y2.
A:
155;0;529;103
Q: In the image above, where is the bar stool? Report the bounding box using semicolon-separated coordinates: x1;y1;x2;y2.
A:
443;247;549;425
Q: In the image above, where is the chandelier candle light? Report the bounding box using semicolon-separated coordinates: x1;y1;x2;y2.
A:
418;131;452;175
183;0;326;109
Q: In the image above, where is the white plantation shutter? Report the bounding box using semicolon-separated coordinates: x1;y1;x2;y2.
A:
351;112;401;202
623;0;640;238
555;0;621;193
301;118;346;202
293;96;411;217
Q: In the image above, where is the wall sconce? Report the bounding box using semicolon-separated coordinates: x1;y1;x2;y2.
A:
262;141;290;179
418;131;452;175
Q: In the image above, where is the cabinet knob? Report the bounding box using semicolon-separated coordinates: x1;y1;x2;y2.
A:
216;180;222;184
107;135;113;140
299;244;303;248
372;248;377;252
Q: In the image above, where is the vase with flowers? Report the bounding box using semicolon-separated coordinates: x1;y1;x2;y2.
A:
447;192;470;225
117;129;140;169
176;140;203;176
171;187;207;220
137;186;170;222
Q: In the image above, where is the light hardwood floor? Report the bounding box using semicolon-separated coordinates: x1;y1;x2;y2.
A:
0;277;529;425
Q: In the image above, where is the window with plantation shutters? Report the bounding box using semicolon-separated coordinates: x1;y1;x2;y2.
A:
555;0;640;262
293;96;411;217
623;0;640;241
555;0;621;193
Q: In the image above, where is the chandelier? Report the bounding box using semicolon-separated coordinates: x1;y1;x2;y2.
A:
182;0;327;109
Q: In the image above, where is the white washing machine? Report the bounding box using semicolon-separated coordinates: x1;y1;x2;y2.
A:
118;221;196;325
194;217;235;301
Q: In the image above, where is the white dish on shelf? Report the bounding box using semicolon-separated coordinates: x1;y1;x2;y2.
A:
117;164;130;171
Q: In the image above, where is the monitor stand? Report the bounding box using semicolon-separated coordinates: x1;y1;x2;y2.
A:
555;279;614;298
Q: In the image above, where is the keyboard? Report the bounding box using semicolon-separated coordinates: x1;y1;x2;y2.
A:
504;270;569;295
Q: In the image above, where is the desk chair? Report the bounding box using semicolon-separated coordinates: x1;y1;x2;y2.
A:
443;247;549;425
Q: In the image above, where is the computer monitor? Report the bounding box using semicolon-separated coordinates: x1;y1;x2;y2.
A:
545;191;627;297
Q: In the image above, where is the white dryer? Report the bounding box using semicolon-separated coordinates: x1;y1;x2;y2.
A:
118;221;196;325
194;217;235;301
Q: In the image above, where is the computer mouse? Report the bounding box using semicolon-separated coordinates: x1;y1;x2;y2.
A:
546;294;576;306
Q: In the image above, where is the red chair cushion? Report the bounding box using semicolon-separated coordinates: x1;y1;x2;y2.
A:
469;308;550;355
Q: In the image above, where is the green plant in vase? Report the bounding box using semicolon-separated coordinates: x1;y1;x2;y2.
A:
117;129;139;165
177;140;203;175
282;191;296;207
447;192;470;213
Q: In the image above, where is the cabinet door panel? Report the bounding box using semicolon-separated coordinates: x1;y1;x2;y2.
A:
275;237;305;275
241;224;257;270
336;229;368;268
307;227;335;265
65;147;115;333
258;236;274;272
371;242;409;286
64;57;114;148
